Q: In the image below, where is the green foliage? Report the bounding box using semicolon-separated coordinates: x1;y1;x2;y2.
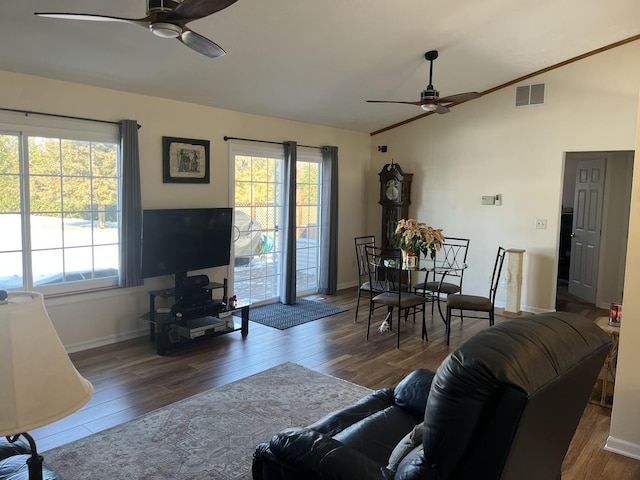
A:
0;135;118;221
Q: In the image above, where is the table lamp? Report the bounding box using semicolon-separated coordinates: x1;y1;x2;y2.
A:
0;291;94;480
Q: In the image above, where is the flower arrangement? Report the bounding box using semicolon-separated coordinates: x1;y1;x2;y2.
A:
394;219;445;260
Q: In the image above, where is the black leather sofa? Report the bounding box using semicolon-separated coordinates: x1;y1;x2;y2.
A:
252;312;612;480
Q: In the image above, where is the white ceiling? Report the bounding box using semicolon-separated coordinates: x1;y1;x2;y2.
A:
2;0;640;134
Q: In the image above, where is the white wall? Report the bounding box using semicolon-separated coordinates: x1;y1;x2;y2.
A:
0;70;371;351
369;41;640;313
368;40;640;458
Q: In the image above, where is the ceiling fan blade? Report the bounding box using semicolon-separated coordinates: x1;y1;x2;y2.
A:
34;12;150;27
434;105;450;114
366;100;422;106
434;92;482;104
166;0;239;22
179;28;226;58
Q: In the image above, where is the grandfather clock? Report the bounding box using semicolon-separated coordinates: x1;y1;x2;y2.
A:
378;162;412;249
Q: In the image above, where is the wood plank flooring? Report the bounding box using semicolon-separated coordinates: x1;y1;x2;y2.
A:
33;287;640;479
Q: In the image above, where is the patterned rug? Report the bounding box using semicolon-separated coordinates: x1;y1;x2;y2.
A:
241;298;347;330
44;363;371;480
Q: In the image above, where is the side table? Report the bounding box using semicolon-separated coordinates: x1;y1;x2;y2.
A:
592;316;620;408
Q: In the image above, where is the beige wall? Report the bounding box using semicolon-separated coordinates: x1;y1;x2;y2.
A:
0;70;371;351
607;91;640;459
369;42;640;312
368;41;640;458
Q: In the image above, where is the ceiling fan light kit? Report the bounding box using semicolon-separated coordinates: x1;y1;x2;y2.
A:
150;22;182;38
366;49;481;115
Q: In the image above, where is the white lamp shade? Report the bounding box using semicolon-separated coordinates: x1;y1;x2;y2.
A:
0;292;94;436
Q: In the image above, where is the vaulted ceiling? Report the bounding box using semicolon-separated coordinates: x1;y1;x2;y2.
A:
2;1;639;134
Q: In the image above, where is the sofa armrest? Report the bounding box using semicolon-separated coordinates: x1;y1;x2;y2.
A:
393;369;436;417
253;428;393;480
308;388;395;437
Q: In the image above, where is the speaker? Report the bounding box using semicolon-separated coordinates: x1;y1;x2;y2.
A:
182;274;209;289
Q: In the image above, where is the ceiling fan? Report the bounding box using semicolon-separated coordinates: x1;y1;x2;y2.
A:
34;0;238;58
367;50;482;114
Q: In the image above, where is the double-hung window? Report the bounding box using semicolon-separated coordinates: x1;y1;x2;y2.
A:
0;113;120;295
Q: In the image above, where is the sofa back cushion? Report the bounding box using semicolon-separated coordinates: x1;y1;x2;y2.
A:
417;312;611;480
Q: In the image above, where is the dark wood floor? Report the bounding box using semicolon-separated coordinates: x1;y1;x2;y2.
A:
33;286;639;479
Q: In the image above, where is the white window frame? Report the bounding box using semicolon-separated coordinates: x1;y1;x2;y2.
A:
0;111;121;295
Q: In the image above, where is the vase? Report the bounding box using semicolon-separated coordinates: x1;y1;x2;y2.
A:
402;250;419;269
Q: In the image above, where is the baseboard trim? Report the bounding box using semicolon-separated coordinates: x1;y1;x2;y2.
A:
604;435;640;460
338;281;358;291
65;328;148;354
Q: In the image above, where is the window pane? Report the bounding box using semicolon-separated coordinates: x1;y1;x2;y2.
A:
0;252;23;289
64;246;94;275
0;213;22;251
63;177;91;212
0;134;20;174
61;139;91;176
0;175;21;213
30;176;62;212
29;137;61;175
94;221;119;247
94;244;119;272
63;214;93;248
92;142;117;176
92;177;117;220
32;248;63;286
31;214;63;250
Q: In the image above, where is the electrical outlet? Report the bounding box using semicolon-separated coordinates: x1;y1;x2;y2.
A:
535;218;547;230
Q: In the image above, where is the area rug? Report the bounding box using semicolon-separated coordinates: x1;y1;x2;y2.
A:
44;362;371;480
241;298;347;330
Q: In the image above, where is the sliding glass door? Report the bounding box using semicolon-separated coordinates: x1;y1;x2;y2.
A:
231;143;283;304
230;143;322;304
295;151;322;295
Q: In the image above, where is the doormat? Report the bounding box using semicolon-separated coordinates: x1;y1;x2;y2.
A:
239;298;347;330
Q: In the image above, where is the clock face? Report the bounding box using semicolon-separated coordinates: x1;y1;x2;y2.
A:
385;179;400;201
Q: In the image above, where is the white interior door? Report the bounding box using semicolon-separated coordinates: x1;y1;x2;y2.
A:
568;157;605;303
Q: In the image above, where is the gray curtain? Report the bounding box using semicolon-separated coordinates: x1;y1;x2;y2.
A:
280;141;297;304
118;120;143;287
319;146;339;294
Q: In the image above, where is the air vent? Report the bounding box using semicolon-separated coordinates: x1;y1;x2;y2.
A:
515;83;545;107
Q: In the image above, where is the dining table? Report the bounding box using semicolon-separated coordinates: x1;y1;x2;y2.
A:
404;258;468;323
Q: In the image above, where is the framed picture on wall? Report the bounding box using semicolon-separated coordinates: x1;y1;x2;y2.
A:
162;136;210;184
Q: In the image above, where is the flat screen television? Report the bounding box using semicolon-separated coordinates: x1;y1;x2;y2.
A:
141;208;233;288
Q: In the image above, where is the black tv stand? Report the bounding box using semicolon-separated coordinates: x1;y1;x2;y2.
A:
143;279;249;356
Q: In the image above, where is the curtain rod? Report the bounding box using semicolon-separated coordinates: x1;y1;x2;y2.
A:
223;135;327;151
0;107;142;129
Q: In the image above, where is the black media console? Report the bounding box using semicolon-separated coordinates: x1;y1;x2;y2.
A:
144;278;249;356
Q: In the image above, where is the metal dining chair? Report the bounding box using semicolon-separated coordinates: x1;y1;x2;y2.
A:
353;235;385;322
445;246;506;345
365;245;431;348
415;237;470;316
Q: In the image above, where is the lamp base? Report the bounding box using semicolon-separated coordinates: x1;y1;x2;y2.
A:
6;433;43;480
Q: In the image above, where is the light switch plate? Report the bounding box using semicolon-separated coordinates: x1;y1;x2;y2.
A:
482;195;495;205
536;218;547;229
